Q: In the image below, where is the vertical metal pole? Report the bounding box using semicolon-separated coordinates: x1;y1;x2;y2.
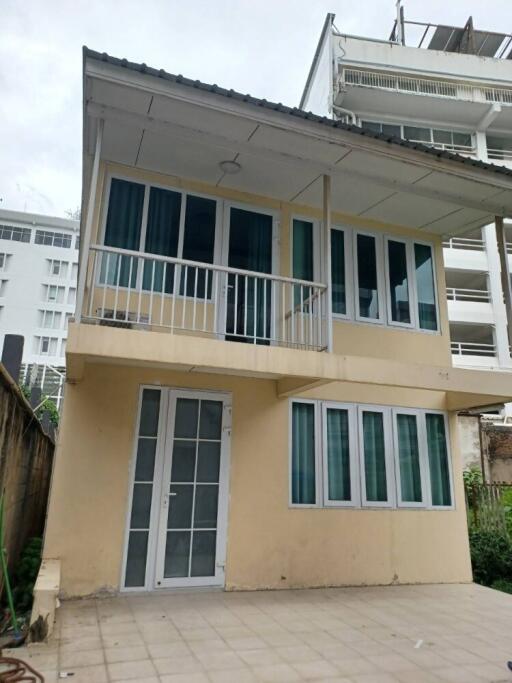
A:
323;174;333;352
76;118;104;323
495;216;512;351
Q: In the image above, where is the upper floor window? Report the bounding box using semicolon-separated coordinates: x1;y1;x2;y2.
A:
291;400;453;510
36;336;58;356
486;134;512;161
361;121;473;154
0;225;31;243
40;310;62;329
326;226;438;333
45;284;65;303
48;259;68;277
102;178;217;296
35;230;72;248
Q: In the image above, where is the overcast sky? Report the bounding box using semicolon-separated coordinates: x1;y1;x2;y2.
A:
1;0;510;217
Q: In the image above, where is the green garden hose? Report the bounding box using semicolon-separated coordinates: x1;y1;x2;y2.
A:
0;495;20;639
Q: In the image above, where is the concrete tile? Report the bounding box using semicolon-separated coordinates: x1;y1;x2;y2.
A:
58;664;108;683
104;645;149;663
350;674;401;683
333;657;381;676
208;668;258;682
367;652;419;673
60;648;104;668
238;648;284;667
292;659;341;680
394;671;447;683
153;655;204;675
225;635;268;650
102;632;145;649
107;658;157;680
276;645;320;663
146;641;191;659
160;674;210;683
251;662;302;682
59;636;103;653
194;649;245;670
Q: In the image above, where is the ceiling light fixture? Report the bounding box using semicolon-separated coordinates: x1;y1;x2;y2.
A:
219;160;241;174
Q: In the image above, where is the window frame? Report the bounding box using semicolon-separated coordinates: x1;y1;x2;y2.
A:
321;402;360;507
353;230;386;325
413;239;440;334
384;236;416;329
288;399;322;508
424;410;454;510
391;407;429;508
99;173;223;299
290;214;321;285
357;405;396;508
330;225;354;321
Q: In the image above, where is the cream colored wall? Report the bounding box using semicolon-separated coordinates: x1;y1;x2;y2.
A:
44;364;472;597
84;162;451;367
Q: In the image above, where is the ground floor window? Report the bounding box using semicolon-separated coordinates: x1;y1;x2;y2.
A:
290;400;453;509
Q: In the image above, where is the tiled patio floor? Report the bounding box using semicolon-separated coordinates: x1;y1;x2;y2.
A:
5;583;512;683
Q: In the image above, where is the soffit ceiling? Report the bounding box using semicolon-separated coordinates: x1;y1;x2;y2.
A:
85;69;512;237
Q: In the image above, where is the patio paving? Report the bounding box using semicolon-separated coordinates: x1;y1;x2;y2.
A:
4;583;512;682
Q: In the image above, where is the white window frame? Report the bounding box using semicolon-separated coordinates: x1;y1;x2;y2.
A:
353;230;386;325
392;408;429;508
39;336;50;354
384;236;416;329
413;240;440;334
0;253;6;271
46;285;59;302
290;215;321;284
330;225;354;321
423;410;454;510
288;399;322;508
321;402;360;507
357;405;396;508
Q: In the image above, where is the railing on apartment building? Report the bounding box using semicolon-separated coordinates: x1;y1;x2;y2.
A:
80;245;329;351
487;147;512;162
446;287;491;303
451;341;496;357
442;236;485;251
341;68;512;107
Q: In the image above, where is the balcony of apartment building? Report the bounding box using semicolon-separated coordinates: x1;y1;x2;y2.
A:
450;321;497;368
446;270;492;326
442;227;488;271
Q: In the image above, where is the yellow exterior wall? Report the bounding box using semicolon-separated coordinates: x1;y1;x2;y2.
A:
83;162;451;367
44;363;472;598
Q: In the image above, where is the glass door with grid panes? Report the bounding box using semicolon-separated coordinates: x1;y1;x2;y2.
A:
154;391;231;588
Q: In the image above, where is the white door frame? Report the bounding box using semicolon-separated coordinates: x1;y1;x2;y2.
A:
153;388;232;589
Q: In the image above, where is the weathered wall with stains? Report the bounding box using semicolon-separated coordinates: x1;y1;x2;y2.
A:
482;424;512;482
0;363;54;581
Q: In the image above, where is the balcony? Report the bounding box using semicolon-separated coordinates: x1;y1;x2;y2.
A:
80;245;329;352
446;287;490;303
443;233;488;272
450;321;497;368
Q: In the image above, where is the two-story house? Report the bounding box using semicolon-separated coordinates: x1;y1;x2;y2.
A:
42;47;512;598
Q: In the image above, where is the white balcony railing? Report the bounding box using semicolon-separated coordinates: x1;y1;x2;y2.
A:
81;245;329;351
446;288;490;303
487;147;512;162
451;341;496;357
442;236;485;251
341;68;512;107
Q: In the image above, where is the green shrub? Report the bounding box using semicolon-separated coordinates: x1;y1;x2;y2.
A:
11;538;43;611
491;578;512;594
468;529;512;586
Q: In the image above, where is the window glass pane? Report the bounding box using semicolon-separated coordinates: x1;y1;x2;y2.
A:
388;240;411;324
197;442;221;483
326;408;351;501
143;187;181;293
293;219;314;281
181;195;216;297
104;178;144;288
331;229;346;315
134;439;157;482
362;411;387;502
426;414;451;506
414;244;438;330
361;121;382;132
130;483;153;529
452;132;472;147
174;398;199;438
168;484;193;529
432;129;452;145
403;126;431;142
191;531;216;577
199;400;223;440
171;441;196;482
164;531;190;577
139;389;161;437
194;485;219;528
125;531;148;587
291;403;316;504
381;124;401;138
357;234;379;319
396;414;422;503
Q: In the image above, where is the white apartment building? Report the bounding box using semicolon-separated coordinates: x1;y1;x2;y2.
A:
301;7;512;380
0;208;79;405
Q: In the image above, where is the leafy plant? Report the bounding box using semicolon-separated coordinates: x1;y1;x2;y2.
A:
11;538;43;612
463;466;483;489
491;578;512;595
468;529;512;586
18;385;59;427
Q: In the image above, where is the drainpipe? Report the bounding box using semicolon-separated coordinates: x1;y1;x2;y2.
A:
332;105;357;125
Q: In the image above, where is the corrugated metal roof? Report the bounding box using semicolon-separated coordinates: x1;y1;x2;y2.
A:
84;47;512;179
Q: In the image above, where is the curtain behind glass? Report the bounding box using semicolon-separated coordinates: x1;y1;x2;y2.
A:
227;208;272;344
414;244;438;330
327;408;351;501
103;178;144;287
362;411;387;502
143;187;181;293
388;241;411;324
292;403;316;504
181;195;216;298
396;414;422;503
292;219;313;307
357;235;379;319
331;230;346;315
426;414;451;506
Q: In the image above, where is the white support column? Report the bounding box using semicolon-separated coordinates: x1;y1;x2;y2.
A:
75;119;104;323
322;174;333;352
483;223;511;367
